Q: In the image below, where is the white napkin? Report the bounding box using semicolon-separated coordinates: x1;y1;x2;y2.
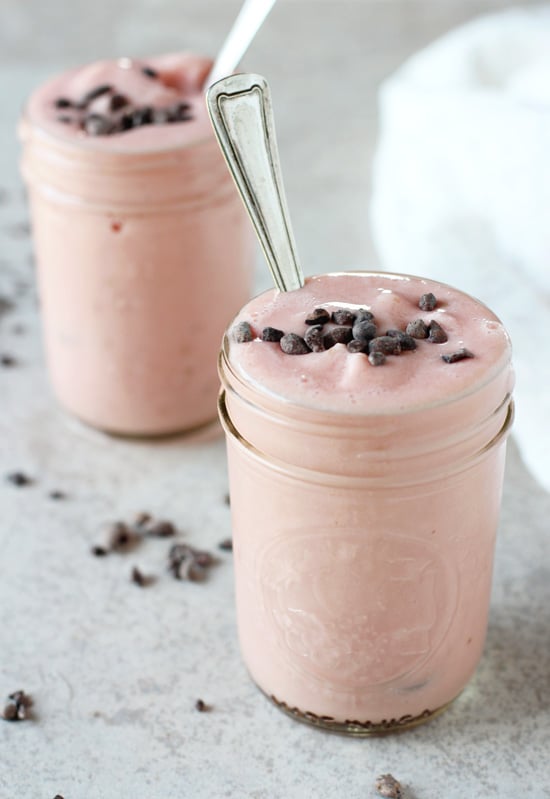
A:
371;6;550;494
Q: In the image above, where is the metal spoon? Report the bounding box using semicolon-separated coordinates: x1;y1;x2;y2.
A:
206;73;304;293
204;0;277;88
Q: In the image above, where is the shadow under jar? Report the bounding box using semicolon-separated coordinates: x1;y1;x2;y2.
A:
218;271;514;735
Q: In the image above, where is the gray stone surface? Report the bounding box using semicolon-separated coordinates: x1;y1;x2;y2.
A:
1;2;549;797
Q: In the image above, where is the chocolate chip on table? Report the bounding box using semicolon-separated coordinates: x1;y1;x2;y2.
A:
232;321;254;343
347;339;369;354
106;521;138;552
323;326;353;348
442;347;474;363
54;97;73;109
2;690;32;722
79;84;113;106
142;65;159;79
5;471;33;487
368;351;386;366
304;325;325;352
405;318;429;339
218;538;233;552
195;698;212;712
169;543;215;582
386;330;417;351
131;566;154;587
369;335;401;355
224;493;230;506
83;114;114;136
331;309;356;326
48;490;67;500
110;93;129;112
375;773;402;798
147;520;176;538
53;795;65;798
428;319;448;343
305;307;331;326
419;292;437;312
1;354;17;367
133;511;152;529
91;545;108;557
280;333;310;355
352;319;377;343
262;326;284;343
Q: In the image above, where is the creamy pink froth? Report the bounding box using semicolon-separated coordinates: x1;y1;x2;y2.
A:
229;272;512;414
25;53;213;152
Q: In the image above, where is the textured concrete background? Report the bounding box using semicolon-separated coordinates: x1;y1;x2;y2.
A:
1;1;549;797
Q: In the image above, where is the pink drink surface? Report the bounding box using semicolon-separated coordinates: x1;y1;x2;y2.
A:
21;55;254;434
223;272;513;725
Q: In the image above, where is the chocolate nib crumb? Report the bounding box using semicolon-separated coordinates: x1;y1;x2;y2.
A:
280;333;310;355
305;307;330;326
131;566;154;587
261;326;284;342
1;354;17;367
195;698;212;712
218;538;233;551
406;319;429;339
169;543;215;582
324;326;353;347
419;292;437;311
2;690;33;722
331;309;355;326
5;471;32;487
368;351;386;366
428;319;448;343
53;795;65;799
91;545;108;557
442;348;474;363
347;339;369;354
304;325;325;352
232;321;254;343
142;66;159;79
375;773;402;798
386;330;417;351
369;336;401;355
352;320;377;343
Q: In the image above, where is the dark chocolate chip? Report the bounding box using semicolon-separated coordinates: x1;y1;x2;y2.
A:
142;66;159;79
171;102;193;122
91;545;108;557
83;114;114;136
106;521;137;552
55;97;73;109
369;336;401;355
442;348;474;363
419;292;437;312
49;490;67;500
304;325;325;352
428;320;448;343
195;699;211;712
355;308;375;323
120;113;135;131
131;106;153;127
147;520;176;538
1;354;17;367
133;511;152;529
224;493;230;506
80;84;113;106
352;320;377;343
2;691;32;722
131;566;154;587
305;307;331;326
232;321;254;343
406;319;429;339
110;93;129;112
347;339;369;354
331;309;356;326
368;351;386;366
169;543;215;581
5;471;32;487
386;330;417;351
218;538;233;551
261;326;284;342
324;326;353;347
375;773;402;798
280;333;310;355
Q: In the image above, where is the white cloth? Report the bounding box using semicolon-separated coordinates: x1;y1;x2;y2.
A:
371;6;550;493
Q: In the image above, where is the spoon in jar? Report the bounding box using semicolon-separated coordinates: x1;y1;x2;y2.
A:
204;0;277;88
206;73;304;292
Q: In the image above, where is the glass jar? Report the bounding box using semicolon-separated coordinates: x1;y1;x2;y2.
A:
218;274;514;734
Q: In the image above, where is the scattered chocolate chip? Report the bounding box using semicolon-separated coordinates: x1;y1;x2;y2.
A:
355;308;374;323
170;102;193;122
352;320;377;343
232;321;254;343
83;114;114;136
261;326;284;342
2;690;32;722
224;493;230;506
80;84;113;106
142;66;159;79
53;795;65;798
120;113;134;131
131;106;153;127
419;292;437;312
386;330;417;351
131;566;154;587
347;339;369;354
147;520;176;538
48;490;67;500
428;319;448;343
218;538;233;551
169;543;215;582
442;348;474;363
110;93;129;112
152;108;173;125
368;351;386;366
305;308;330;326
369;336;401;355
280;333;310;355
304;325;325;352
0;354;17;367
324;326;353;347
133;511;152;529
91;545;108;557
375;773;402;798
195;698;211;712
106;521;137;552
406;319;429;339
54;97;73;109
331;309;355;326
5;471;33;487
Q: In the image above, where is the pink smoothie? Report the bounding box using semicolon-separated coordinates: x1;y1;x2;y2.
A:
20;54;255;435
220;272;514;732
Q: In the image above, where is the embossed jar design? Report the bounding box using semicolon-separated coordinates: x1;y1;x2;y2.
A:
218;280;514;734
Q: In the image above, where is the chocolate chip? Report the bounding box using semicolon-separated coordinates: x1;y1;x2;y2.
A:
55;97;73;109
53;795;65;798
1;354;17;367
147;520;176;538
406;319;429;339
2;691;32;722
419;292;437;311
352;320;377;343
80;84;113;106
368;351;386;366
224;493;230;506
305;308;331;326
133;511;152;529
152;108;173;125
131;106;153;127
83;114;114;136
131;566;154;587
49;490;67;500
324;326;353;347
169;543;215;582
120;113;135;131
369;336;401;355
91;545;108;557
142;66;159;79
232;321;254;343
428;319;448;343
386;330;417;351
375;773;402;798
355;308;374;323
347;339;369;354
170;102;193;122
304;325;325;352
218;538;233;551
280;333;310;355
261;326;284;342
5;471;32;487
195;699;211;712
331;309;355;326
442;348;474;363
110;93;129;112
106;521;137;552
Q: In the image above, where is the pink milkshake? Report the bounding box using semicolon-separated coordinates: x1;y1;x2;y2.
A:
219;271;514;734
20;54;255;435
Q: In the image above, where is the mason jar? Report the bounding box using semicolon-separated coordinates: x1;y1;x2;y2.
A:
19;55;255;436
218;271;514;734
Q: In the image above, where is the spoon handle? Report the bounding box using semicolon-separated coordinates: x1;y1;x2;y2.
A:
204;0;277;88
206;73;304;293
